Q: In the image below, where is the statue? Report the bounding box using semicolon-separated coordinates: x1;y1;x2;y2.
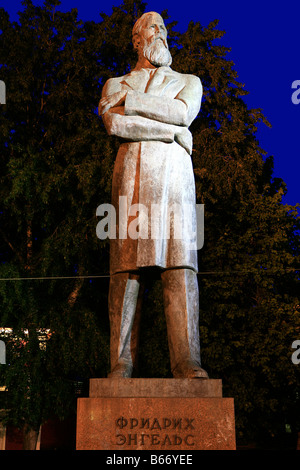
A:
98;11;208;379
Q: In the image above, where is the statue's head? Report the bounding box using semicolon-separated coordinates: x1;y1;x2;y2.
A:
132;12;172;67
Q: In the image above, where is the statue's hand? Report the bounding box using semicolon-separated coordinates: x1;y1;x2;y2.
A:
174;126;193;155
98;90;127;115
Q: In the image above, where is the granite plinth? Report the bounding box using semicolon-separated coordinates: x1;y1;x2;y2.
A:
76;379;236;450
89;378;222;398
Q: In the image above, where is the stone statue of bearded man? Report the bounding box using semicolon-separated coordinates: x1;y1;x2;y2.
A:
98;12;208;380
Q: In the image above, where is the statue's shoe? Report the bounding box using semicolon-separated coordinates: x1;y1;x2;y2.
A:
172;359;209;379
108;363;133;378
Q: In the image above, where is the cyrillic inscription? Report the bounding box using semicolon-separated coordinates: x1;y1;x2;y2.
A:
115;416;195;447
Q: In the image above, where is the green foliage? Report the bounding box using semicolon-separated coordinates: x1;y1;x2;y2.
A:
0;0;299;447
0;0;111;435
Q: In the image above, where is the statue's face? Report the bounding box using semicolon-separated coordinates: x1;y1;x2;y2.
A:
139;13;168;48
136;13;172;67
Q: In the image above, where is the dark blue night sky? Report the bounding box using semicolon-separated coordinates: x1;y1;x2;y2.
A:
2;0;299;208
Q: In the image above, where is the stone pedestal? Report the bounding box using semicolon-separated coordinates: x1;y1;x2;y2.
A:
76;379;236;450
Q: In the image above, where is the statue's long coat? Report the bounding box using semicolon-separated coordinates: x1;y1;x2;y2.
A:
101;66;202;275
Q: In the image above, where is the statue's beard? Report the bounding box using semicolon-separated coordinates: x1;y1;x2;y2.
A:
142;38;172;67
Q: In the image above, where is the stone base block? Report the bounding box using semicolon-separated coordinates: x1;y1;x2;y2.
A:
76;379;236;450
77;397;235;450
89;378;223;398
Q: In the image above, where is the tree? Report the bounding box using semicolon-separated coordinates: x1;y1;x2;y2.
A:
0;0;111;448
0;0;299;448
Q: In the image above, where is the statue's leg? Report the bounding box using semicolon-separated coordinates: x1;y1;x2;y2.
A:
108;271;143;378
161;268;208;379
